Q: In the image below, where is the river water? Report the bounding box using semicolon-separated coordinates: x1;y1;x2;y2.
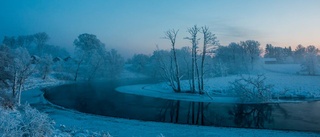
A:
43;78;320;132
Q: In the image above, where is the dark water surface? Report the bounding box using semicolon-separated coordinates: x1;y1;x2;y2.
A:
44;79;320;132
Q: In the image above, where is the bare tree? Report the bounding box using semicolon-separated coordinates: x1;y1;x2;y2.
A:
164;29;181;92
185;25;200;93
199;26;217;93
154;48;178;90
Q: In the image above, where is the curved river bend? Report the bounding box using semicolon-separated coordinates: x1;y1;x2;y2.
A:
44;79;320;132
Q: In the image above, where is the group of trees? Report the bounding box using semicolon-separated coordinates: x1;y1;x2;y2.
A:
0;32;61;106
0;32;124;106
128;26;320;94
264;44;319;75
73;33;124;81
154;26;218;94
264;44;292;63
129;25;218;94
214;40;261;75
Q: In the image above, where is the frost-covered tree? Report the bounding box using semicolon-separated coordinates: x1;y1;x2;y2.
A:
39;54;53;80
2;36;16;49
33;32;49;55
230;74;273;103
153;49;174;82
240;40;261;70
215;42;246;74
199;26;218;92
73;33;105;81
129;54;151;73
185;25;200;93
0;45;12;89
105;49;124;79
293;44;306;63
264;44;291;63
301;45;319;75
164;29;181;92
0;46;35;105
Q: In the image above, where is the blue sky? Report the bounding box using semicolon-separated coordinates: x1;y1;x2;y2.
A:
1;0;320;57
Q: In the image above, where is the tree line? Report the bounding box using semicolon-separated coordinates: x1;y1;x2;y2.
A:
128;25;320;94
0;32;124;106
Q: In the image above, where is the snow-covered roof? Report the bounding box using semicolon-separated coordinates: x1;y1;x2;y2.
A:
263;58;277;62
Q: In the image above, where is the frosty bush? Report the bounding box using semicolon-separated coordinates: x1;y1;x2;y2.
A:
0;92;15;109
230;74;273;103
0;107;22;136
19;104;54;136
0;104;54;137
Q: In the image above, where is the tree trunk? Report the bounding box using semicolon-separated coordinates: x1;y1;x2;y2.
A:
195;58;201;93
200;45;206;93
191;47;196;93
172;48;181;92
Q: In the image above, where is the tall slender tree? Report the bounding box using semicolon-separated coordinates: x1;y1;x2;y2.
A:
185;25;200;93
199;26;217;93
164;29;181;92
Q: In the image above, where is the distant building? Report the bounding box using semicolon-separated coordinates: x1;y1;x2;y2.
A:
53;57;62;63
31;55;40;64
263;58;277;64
64;56;72;62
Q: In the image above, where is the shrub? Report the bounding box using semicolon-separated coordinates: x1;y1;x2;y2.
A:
230;74;273;103
0;104;55;137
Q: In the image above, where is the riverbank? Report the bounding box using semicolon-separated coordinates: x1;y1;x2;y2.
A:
116;72;320;103
23;88;320;137
19;78;320;137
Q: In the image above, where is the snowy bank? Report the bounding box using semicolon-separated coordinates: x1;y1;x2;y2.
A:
116;72;320;103
23;88;320;137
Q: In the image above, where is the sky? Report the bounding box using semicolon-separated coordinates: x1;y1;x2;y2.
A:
1;0;320;58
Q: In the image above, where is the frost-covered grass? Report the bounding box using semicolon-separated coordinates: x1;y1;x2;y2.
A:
0;104;54;137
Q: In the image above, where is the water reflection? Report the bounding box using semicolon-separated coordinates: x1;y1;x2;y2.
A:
229;104;273;128
158;101;208;125
44;80;320;132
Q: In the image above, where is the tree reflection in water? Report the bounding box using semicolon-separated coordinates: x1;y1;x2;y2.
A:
158;100;207;125
229;104;273;128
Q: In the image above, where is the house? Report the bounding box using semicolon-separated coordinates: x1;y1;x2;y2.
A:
31;55;40;64
263;58;277;64
53;57;62;63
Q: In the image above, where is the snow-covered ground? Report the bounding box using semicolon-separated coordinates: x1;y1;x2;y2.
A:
117;64;320;103
14;65;320;136
22;88;320;137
